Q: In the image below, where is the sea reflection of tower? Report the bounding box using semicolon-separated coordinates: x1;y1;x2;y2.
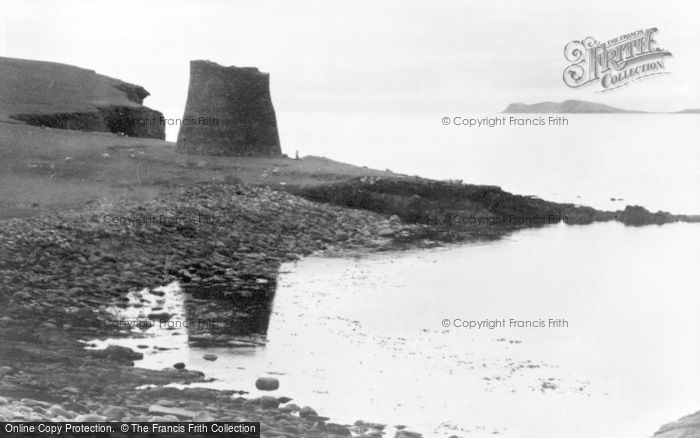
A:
184;271;279;347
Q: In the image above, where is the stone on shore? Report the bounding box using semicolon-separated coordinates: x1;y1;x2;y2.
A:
324;423;352;436
378;227;395;237
193;411;215;422
20;399;50;408
0;367;15;378
91;345;143;362
0;180;425;436
395;430;423;438
47;405;72;418
148;404;196;419
255;377;279;391
299;406;318;419
202;354;218;361
355;420;386;430
74;414;108;422
101;405;127;420
258;396;280;409
279;403;300;413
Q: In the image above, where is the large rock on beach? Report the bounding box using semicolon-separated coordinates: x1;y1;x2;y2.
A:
90;345;143;363
255;377;279;391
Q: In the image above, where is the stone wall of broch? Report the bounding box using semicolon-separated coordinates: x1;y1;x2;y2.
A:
176;60;281;157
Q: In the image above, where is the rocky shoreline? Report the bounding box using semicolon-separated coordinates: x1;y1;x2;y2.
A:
0;181;430;437
288;176;700;227
1;179;696;437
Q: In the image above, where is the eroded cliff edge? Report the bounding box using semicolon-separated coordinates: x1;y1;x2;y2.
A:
0;57;165;139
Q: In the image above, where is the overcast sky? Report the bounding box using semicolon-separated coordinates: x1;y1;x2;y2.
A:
2;0;699;126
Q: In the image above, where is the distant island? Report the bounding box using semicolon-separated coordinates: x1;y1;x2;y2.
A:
503;99;700;114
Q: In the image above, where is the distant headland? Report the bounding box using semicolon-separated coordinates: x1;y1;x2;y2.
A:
503;99;700;114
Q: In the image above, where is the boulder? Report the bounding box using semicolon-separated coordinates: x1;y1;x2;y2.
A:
255;377;279;391
74;414;108;422
193;411;215;422
395;431;422;438
101;405;126;421
279;403;300;413
324;423;352;436
148;404;196;419
355;420;386;430
47;405;72;418
91;345;143;362
299;406;318;419
0;366;14;378
259;396;280;409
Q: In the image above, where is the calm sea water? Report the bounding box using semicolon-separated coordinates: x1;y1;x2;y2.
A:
276;112;700;214
90;222;700;437
93;113;700;436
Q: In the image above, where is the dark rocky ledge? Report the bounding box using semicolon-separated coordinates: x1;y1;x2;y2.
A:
287;176;700;228
616;205;697;226
10;105;165;139
114;82;150;105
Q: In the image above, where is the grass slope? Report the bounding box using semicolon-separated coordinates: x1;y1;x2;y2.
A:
0;57;146;121
0;123;397;219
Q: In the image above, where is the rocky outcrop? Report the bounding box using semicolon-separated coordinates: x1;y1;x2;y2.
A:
176;60;281;156
114;83;150;105
98;105;164;138
11;105;165;139
618;205;675;226
290;176;601;228
0;56;164;139
287;176;699;228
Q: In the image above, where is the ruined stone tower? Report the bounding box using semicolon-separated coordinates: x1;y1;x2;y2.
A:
176;60;281;156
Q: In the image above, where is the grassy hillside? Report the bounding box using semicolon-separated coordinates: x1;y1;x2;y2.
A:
0;57;165;138
0;57;400;218
2;57;692;228
0;123;397;219
0;57;145;121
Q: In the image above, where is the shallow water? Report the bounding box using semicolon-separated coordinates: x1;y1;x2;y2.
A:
89;221;700;437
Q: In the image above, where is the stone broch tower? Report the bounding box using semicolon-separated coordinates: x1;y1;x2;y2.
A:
176;60;281;156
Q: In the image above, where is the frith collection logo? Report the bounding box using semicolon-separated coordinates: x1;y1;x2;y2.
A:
563;28;672;92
